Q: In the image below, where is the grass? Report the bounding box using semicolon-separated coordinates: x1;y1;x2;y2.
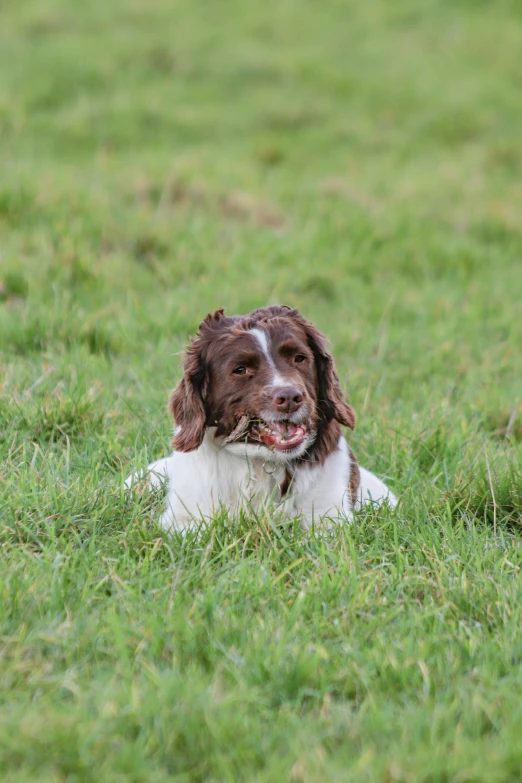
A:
1;0;521;779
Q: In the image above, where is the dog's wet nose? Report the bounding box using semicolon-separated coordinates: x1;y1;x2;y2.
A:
272;386;303;413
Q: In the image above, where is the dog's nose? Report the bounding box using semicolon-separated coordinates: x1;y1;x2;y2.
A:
272;386;303;413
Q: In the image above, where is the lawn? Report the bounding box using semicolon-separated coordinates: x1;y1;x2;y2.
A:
1;0;522;780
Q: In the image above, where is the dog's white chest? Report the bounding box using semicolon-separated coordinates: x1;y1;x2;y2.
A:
148;440;287;529
209;450;286;513
142;434;355;531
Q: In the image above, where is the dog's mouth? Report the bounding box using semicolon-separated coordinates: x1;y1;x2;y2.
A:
250;420;309;451
224;415;310;452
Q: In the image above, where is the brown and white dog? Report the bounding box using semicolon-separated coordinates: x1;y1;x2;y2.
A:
126;305;396;531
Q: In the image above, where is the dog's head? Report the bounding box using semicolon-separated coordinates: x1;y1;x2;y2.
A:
169;305;355;463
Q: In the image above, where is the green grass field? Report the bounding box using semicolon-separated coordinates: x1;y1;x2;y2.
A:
1;0;522;779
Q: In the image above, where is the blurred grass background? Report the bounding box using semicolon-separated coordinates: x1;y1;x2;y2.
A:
1;0;521;780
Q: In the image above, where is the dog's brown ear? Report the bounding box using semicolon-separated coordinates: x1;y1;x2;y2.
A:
299;315;356;429
169;339;208;452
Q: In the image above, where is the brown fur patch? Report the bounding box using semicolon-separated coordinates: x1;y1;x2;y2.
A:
348;446;361;504
279;468;294;498
302;419;343;466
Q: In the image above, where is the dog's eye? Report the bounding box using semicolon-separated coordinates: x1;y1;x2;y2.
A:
232;366;247;375
294;354;306;364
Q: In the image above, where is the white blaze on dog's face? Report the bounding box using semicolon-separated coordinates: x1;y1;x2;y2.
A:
168;306;356;464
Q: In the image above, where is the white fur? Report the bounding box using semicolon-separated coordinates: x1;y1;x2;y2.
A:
125;433;397;533
355;466;396;510
250;328;286;387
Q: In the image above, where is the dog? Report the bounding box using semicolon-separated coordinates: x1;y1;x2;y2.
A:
126;305;396;531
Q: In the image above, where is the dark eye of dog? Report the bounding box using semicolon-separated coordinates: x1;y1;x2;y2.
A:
232;366;247;375
294;354;306;364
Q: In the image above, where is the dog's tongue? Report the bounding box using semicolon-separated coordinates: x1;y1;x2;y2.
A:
272;422;298;437
256;421;307;450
